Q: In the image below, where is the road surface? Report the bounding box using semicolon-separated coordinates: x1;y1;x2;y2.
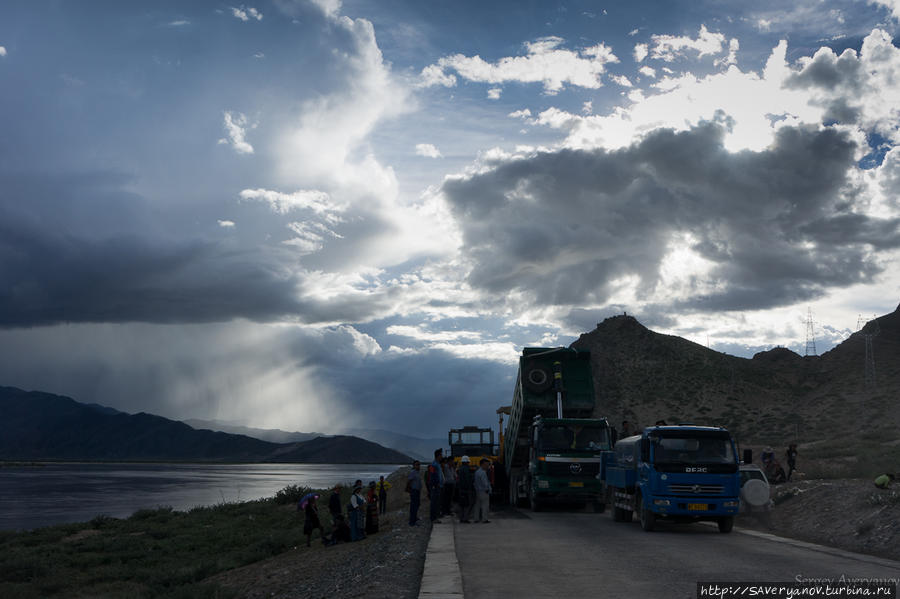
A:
453;507;900;598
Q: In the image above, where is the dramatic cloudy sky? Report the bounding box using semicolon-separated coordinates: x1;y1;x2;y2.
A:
2;1;900;437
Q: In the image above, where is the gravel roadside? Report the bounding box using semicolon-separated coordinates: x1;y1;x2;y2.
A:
737;478;900;562
210;466;430;599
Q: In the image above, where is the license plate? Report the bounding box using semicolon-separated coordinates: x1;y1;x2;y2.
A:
687;503;707;511
569;481;584;488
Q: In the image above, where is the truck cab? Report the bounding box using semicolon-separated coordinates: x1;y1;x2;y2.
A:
525;415;612;511
605;425;741;533
448;426;495;460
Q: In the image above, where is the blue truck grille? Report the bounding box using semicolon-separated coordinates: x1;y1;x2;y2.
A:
668;484;724;495
546;462;600;477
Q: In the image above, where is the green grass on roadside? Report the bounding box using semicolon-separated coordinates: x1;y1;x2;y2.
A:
0;484;332;598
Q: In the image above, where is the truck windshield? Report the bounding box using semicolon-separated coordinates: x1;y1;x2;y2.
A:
652;435;735;465
541;425;609;452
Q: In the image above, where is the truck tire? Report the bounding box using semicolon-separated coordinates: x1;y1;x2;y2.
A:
530;490;543;512
637;494;655;532
622;509;633;523
593;500;606;514
717;516;734;533
613;505;624;521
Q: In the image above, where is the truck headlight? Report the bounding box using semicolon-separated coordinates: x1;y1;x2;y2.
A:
653;499;671;506
538;480;550;489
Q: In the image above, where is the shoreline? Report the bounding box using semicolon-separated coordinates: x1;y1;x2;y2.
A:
0;459;408;466
0;466;428;598
0;462;408;533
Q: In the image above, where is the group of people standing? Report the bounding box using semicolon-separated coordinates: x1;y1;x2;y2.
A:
301;475;391;547
406;449;493;526
761;444;798;483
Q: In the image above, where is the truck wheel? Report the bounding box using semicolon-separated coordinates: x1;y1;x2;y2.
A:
593;500;606;514
613;506;624;521
717;516;734;533
622;509;633;523
637;494;655;532
530;491;543;512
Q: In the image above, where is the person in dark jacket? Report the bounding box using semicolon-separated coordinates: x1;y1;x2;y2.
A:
303;496;331;547
328;484;342;521
427;449;444;523
365;481;379;534
376;475;390;515
408;460;423;526
786;443;798;481
456;455;474;523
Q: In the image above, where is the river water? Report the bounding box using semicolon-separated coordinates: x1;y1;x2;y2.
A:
0;462;403;531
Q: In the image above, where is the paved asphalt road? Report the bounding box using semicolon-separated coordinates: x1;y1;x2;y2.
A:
453;507;900;599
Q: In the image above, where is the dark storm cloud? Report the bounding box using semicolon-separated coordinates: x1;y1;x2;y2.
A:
306;346;513;437
0;172;397;327
785;48;863;91
0;217;301;327
442;122;900;313
0;321;512;437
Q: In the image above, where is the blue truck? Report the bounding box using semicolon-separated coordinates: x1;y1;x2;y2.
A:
603;425;741;532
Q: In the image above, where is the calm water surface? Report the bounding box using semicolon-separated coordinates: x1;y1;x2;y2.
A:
0;462;403;531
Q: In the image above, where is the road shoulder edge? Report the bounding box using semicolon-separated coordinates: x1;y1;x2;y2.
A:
417;519;464;598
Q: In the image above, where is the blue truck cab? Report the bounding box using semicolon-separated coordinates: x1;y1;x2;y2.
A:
604;425;741;533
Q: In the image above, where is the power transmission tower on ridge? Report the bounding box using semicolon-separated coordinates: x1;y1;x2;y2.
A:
804;307;817;357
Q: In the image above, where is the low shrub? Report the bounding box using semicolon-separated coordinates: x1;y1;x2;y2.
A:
274;484;312;505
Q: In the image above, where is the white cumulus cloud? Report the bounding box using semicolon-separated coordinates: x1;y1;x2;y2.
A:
418;64;457;88
415;143;443;158
649;24;728;62
218;111;255;154
487;87;502;99
217;220;236;228
231;5;262;21
309;0;343;18
239;188;343;221
0;46;7;57
634;43;648;62
421;36;619;94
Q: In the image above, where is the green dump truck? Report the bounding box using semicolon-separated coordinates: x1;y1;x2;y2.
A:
502;347;612;511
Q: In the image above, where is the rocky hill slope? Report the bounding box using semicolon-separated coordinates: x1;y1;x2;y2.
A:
570;303;900;456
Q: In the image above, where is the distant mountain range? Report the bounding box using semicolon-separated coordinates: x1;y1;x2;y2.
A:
571;301;900;445
184;419;445;461
0;387;412;464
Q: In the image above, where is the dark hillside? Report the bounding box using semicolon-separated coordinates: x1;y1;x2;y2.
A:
268;435;410;464
570;302;900;446
0;387;411;464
